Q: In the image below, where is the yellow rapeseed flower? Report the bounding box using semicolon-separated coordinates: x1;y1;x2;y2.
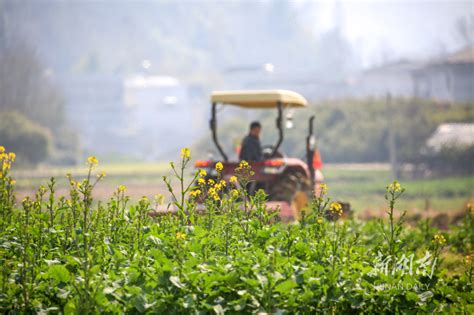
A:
239;160;249;168
208;178;215;186
2;162;10;171
176;232;186;240
388;181;402;193
464;254;472;265
87;156;99;166
220;179;226;187
118;185;126;192
320;183;328;195
433;234;446;245
215;162;223;172
229;176;238;184
181;148;191;159
199;169;207;177
208;187;220;201
317;217;323;224
8;152;15;162
198;178;206;185
10;179;16;186
230;189;239;198
329;202;343;217
190;189;201;197
0;146;4;153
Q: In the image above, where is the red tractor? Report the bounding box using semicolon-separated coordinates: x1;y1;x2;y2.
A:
195;90;326;220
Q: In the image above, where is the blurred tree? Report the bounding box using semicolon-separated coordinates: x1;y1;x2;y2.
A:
0;111;52;165
0;41;65;132
454;14;474;47
1;1;360;85
0;36;78;165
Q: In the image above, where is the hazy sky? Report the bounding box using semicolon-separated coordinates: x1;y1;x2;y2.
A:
303;0;473;66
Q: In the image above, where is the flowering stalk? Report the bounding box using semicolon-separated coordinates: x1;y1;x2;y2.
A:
329;202;343;272
19;197;32;311
464;253;473;283
380;181;406;260
0;147;16;230
164;148;199;225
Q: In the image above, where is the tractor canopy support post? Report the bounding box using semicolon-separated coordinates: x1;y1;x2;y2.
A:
272;101;284;157
306;116;315;186
210;102;228;161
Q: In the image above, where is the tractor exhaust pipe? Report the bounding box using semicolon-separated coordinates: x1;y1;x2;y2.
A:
306;116;316;186
272;101;284;157
210;102;228;161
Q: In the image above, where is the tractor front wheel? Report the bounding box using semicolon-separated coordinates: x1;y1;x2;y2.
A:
268;171;312;220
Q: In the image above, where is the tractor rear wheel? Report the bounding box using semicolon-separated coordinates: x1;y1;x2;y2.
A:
268;171;313;220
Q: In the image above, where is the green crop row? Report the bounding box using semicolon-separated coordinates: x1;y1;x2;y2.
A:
0;147;472;314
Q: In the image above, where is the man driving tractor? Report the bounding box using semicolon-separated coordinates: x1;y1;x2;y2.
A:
239;121;263;162
193;90;345;221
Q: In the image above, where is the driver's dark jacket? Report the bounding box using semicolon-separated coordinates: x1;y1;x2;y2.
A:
239;134;262;161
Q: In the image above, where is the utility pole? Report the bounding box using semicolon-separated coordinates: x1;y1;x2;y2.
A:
0;0;11;53
0;0;6;53
387;93;398;180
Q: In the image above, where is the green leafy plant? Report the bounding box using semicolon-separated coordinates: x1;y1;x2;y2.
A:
0;147;472;313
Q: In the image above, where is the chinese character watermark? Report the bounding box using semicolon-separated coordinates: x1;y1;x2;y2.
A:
370;251;437;279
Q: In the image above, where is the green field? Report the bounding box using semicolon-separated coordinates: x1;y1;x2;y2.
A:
12;162;473;215
1;156;473;313
323;166;473;214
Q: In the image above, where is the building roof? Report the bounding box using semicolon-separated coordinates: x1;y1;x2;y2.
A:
423;46;474;68
362;59;425;75
426;123;474;152
444;46;474;64
363;46;474;77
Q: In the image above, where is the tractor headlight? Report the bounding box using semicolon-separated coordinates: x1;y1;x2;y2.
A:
263;166;286;174
262;159;286;174
263;167;283;174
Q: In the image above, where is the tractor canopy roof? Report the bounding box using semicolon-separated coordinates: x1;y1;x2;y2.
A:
211;90;308;109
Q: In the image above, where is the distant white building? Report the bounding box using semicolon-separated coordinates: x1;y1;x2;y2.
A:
256;46;474;102
349;60;423;98
219;47;474;103
348;46;474;102
426;123;474;152
56;73;206;159
123;75;200;159
413;46;474;102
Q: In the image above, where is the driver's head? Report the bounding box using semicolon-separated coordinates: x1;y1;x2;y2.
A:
249;121;261;137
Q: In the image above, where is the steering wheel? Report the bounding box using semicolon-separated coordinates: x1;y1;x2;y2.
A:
262;145;286;159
